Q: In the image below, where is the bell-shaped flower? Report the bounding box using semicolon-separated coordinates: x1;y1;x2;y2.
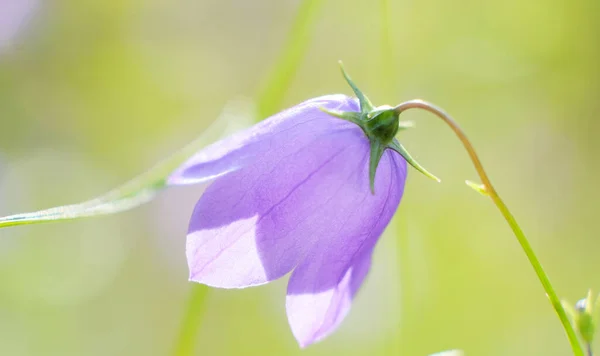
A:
168;66;436;347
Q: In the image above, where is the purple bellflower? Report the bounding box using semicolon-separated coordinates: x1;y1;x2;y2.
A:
168;66;437;347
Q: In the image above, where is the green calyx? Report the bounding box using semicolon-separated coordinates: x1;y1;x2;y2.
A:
321;61;440;194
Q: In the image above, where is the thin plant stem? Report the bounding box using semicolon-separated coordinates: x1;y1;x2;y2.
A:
379;0;394;89
171;1;326;355
173;285;209;356
393;99;584;356
256;0;325;119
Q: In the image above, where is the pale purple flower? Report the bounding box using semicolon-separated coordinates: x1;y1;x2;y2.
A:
168;72;417;346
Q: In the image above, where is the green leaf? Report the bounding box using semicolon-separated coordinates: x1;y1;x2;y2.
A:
0;99;255;229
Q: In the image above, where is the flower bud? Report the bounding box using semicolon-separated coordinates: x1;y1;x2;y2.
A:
563;290;598;345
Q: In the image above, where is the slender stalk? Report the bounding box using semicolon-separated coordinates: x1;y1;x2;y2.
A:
172;1;326;355
393;99;584;356
256;0;325;119
173;285;209;356
379;0;394;88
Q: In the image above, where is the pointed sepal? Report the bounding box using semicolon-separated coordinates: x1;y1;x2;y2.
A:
318;107;364;129
338;60;374;114
323;64;440;190
369;141;386;194
388;139;441;183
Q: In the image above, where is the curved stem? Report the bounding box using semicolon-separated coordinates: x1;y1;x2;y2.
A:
394;99;584;356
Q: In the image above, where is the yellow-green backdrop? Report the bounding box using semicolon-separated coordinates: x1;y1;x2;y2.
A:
0;0;598;355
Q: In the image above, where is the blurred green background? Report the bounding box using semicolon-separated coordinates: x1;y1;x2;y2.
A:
0;0;599;355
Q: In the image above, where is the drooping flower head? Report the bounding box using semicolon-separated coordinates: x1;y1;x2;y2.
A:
168;64;436;347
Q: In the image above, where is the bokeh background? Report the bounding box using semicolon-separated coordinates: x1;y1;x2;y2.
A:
0;0;599;355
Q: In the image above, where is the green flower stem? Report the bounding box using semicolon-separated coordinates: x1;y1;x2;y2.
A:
393;99;584;356
173;285;209;356
255;0;325;119
172;1;325;355
379;0;394;89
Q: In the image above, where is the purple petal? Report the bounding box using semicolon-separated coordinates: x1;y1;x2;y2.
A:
285;153;405;347
168;95;359;185
186;127;371;287
286;247;373;348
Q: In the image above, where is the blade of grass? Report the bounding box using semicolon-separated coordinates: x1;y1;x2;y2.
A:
0;99;251;228
255;0;325;119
